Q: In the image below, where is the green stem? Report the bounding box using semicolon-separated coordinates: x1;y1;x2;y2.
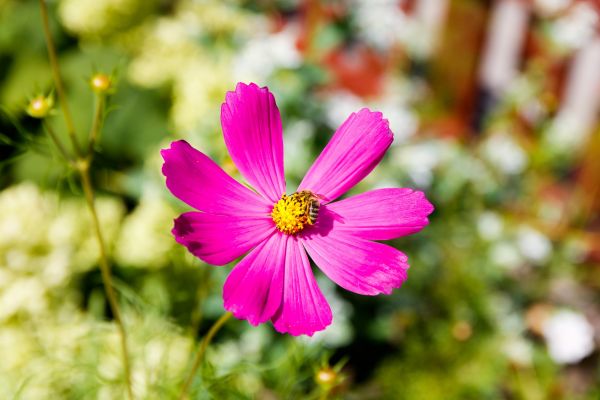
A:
88;94;105;156
189;267;212;336
79;163;134;400
38;2;132;397
178;312;233;400
38;0;81;156
42;121;72;164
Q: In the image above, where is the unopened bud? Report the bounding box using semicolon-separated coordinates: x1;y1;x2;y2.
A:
315;367;337;387
452;320;473;341
26;95;53;118
90;73;112;93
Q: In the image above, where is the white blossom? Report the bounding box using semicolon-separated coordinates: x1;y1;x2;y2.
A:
481;132;527;175
477;212;504;241
233;24;302;82
353;0;409;50
543;310;595;364
517;226;552;264
549;3;598;50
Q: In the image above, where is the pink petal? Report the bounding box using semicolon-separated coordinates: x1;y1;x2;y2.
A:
298;108;393;201
223;234;287;325
221;83;286;203
161;140;271;215
172;212;276;266
325;188;434;240
272;237;332;336
301;230;409;296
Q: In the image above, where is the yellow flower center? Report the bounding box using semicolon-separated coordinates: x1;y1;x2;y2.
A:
271;191;317;235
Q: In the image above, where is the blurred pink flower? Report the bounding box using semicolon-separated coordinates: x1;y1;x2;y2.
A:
161;83;433;336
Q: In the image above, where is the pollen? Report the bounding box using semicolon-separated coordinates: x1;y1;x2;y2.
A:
271;192;313;235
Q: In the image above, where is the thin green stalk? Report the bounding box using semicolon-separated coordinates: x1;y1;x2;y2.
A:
77;86;133;399
190;267;212;336
79;163;133;400
39;0;81;156
178;312;233;400
88;94;105;155
42;121;72;164
38;2;132;398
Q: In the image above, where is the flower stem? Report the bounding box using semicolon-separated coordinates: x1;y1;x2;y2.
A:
42;121;72;164
38;1;132;398
79;163;134;400
88;93;105;155
178;312;233;400
319;390;330;400
38;0;81;156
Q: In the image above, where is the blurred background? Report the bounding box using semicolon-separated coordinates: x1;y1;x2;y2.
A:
1;0;600;398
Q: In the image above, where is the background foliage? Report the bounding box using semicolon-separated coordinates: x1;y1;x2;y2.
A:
1;0;599;399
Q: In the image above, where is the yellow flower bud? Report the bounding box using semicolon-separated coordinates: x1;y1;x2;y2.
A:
90;73;112;93
315;367;337;387
26;95;54;118
451;320;473;341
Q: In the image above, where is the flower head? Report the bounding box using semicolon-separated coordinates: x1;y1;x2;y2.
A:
162;83;433;336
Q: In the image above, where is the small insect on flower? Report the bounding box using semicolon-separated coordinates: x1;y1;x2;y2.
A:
302;190;322;225
162;83;434;336
270;190;324;235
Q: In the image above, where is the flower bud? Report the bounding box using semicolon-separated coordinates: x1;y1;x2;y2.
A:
451;320;473;341
26;95;54;118
90;73;112;93
315;367;337;387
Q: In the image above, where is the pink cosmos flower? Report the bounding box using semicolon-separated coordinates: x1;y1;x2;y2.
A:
162;82;433;336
